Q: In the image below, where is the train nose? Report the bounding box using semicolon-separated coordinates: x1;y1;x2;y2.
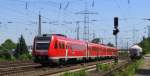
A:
33;50;48;55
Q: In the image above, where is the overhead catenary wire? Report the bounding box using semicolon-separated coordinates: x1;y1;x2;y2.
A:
0;0;63;26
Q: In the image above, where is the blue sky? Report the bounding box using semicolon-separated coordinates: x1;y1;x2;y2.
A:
0;0;150;48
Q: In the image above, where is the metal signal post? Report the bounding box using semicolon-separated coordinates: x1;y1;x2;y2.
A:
115;34;118;48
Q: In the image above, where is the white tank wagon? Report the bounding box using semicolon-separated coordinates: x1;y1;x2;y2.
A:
129;45;143;59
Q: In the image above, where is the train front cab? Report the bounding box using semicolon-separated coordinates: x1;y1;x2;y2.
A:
32;34;52;64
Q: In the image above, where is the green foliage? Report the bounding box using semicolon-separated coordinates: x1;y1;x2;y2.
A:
112;59;143;76
11;56;16;61
14;35;29;58
0;36;32;61
0;39;16;61
107;42;114;47
0;46;5;51
96;63;111;72
61;69;86;76
19;54;32;60
138;37;150;54
91;38;100;44
0;39;16;51
0;53;16;61
0;56;6;61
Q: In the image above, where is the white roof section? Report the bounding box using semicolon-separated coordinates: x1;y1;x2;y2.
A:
130;45;142;52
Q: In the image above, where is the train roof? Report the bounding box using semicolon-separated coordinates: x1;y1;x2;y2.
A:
53;34;86;44
36;34;66;37
88;42;116;49
36;34;118;50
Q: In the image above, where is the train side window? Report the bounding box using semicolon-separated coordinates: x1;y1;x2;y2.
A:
68;45;72;50
54;41;58;49
70;46;73;50
62;43;65;49
61;42;63;49
68;45;70;50
59;42;61;49
60;42;64;49
66;45;68;49
66;45;69;50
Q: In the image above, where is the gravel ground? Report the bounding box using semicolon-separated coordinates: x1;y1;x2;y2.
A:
135;54;150;76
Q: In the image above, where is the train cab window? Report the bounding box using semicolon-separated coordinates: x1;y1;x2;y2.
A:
36;43;49;50
54;41;58;49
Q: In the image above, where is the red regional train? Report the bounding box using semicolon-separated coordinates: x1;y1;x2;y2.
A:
32;34;118;65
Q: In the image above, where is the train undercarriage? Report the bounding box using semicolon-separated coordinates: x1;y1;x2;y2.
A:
33;55;118;65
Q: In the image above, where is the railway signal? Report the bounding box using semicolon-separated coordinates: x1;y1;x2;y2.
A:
113;28;119;35
113;17;119;35
114;17;118;28
113;17;119;50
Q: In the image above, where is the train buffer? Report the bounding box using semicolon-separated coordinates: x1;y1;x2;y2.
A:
135;54;150;76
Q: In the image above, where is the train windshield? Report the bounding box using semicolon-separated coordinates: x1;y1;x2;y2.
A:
35;35;51;50
36;43;49;50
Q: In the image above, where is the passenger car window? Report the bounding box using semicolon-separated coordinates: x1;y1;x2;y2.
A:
62;43;65;49
54;41;58;49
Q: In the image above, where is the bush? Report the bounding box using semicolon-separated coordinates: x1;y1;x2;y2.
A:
0;56;6;61
0;54;12;60
11;56;16;61
18;54;32;60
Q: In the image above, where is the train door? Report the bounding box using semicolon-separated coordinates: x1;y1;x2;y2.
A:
65;42;69;61
86;43;89;59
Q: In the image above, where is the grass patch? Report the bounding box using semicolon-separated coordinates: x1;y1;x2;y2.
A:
112;59;143;76
96;63;112;72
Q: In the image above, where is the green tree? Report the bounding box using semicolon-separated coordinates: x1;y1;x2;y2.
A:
0;39;16;51
0;39;16;60
14;35;29;58
91;38;100;44
138;37;150;54
107;42;114;47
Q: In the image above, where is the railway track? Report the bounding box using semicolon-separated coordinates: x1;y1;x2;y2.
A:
0;61;41;76
86;59;131;76
0;59;114;76
48;59;130;76
0;58;130;76
100;60;131;76
0;60;35;68
40;59;113;76
0;60;33;65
